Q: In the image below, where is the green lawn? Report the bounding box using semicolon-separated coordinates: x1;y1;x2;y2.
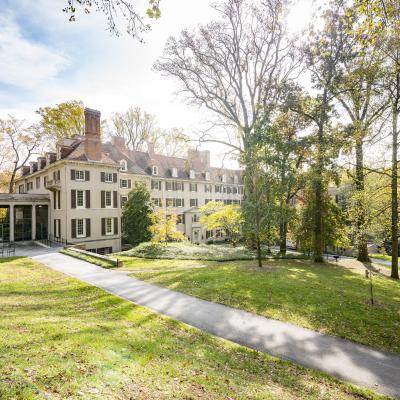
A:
0;257;386;400
119;241;306;261
133;258;400;354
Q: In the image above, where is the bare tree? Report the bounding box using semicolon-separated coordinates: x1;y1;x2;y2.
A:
0;117;43;193
107;107;157;151
62;0;161;41
155;128;189;157
154;0;297;152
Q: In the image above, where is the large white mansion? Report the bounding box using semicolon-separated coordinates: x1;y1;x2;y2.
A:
0;108;243;253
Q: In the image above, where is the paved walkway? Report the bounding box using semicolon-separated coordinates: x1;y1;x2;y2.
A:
31;251;400;399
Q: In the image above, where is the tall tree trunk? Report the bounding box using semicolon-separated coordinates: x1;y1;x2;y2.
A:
355;136;370;262
391;105;399;279
8;168;17;194
279;221;287;254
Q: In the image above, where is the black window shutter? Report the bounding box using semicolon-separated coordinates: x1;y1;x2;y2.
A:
101;218;106;236
101;191;105;208
71;169;76;180
53;191;56;209
57;191;61;209
113;173;117;183
101;172;105;182
71;190;76;208
53;219;56;237
128;179;131;188
86;190;91;208
114;217;118;234
86;219;91;237
57;170;60;180
85;170;90;181
71;219;76;238
113;191;118;208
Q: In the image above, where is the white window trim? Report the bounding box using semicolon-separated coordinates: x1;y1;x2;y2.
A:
172;167;178;177
76;219;86;238
190;170;195;179
152;166;158;176
105;191;112;208
121;196;128;206
76;190;85;209
205;171;210;181
105;218;114;236
120;160;127;172
105;172;113;183
75;170;85;181
121;179;128;189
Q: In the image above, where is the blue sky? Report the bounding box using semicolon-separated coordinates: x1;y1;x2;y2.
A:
0;0;313;165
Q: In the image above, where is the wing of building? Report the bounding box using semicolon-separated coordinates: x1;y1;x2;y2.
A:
1;108;243;253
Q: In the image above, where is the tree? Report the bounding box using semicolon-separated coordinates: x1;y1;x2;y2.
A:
36;100;84;142
329;2;387;262
122;182;153;245
154;0;296;154
155;128;189;157
355;0;400;278
0;117;43;193
106;107;157;151
149;211;186;243
62;0;161;41
199;201;243;247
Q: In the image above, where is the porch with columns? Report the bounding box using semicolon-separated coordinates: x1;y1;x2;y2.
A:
0;194;50;242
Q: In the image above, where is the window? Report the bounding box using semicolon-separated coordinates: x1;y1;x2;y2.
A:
190;183;197;192
176;198;184;207
18;184;24;193
222;174;226;183
206;230;213;239
234;175;239;184
205;171;210;181
105;172;113;183
120;160;127;172
192;214;199;223
172;167;178;177
120;179;128;188
105;191;112;208
177;214;184;224
223;186;227;194
105;218;113;235
215;185;221;193
233;186;238;194
190;199;198;207
166;181;184;191
151;180;162;190
166;181;173;191
121;196;128;206
76;219;85;238
27;182;33;191
36;177;40;189
76;190;85;208
152;198;162;207
227;186;232;194
205;184;212;193
75;170;85;181
166;198;184;207
190;170;195;179
152;166;158;176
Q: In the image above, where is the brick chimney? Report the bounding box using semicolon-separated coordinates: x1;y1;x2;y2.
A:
111;136;126;151
84;108;102;161
147;142;155;157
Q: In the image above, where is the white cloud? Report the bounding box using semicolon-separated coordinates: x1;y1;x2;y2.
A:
0;14;68;89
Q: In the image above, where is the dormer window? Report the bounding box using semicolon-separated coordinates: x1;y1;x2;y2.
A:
120;160;127;172
222;174;226;183
234;175;238;184
172;167;178;178
190;170;195;179
205;171;210;181
152;166;158;176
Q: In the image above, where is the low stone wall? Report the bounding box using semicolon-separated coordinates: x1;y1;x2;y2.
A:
65;246;123;267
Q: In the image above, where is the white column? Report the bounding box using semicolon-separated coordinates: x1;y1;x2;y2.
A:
31;205;36;241
9;204;14;242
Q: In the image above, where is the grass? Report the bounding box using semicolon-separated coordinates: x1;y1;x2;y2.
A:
60;248;117;269
133;258;400;354
0;257;384;400
119;241;307;261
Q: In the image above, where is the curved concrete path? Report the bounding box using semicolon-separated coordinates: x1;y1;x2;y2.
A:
32;252;400;399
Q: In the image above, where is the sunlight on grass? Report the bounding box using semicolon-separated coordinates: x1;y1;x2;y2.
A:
134;259;400;353
0;257;383;399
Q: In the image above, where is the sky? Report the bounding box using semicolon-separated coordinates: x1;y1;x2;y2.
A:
0;0;315;166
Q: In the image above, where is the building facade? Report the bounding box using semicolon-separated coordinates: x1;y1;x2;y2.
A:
6;108;243;253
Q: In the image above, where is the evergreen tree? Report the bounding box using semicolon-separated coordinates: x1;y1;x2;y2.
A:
122;182;153;246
